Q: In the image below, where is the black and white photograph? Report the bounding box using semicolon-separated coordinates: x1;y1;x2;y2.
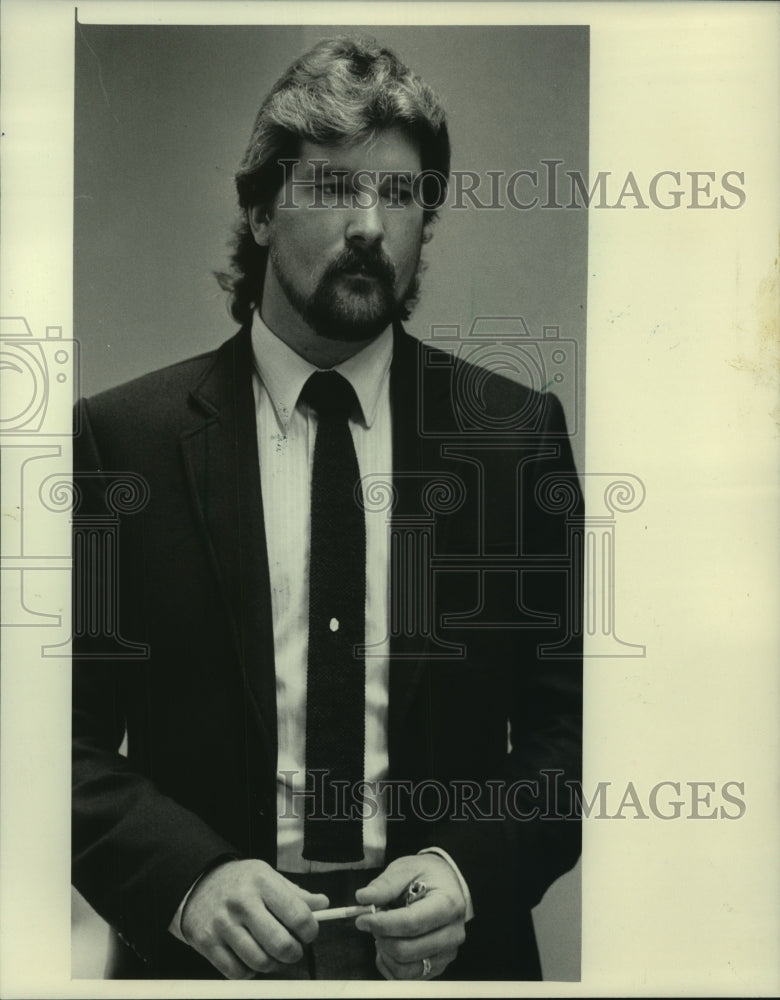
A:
0;1;777;997
69;21;586;983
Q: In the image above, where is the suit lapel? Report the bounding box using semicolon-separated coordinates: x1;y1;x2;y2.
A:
177;323;453;790
179;327;278;784
388;326;456;740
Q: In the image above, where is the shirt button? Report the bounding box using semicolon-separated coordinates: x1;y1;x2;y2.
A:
329;618;339;632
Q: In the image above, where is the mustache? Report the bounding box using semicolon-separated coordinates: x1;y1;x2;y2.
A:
324;246;396;286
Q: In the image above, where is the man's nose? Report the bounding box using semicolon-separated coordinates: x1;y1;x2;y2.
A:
344;200;384;246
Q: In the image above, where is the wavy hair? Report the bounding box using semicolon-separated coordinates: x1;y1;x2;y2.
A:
215;36;451;325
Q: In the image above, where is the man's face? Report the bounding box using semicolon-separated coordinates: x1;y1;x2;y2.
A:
251;127;426;350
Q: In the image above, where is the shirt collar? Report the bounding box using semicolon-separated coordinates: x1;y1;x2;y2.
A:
251;314;393;431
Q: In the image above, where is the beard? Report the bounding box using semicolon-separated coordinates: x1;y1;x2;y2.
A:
270;242;422;342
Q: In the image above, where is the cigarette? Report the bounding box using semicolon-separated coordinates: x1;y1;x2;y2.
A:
313;903;377;922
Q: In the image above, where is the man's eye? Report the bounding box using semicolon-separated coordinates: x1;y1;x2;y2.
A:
380;186;413;206
320;179;347;195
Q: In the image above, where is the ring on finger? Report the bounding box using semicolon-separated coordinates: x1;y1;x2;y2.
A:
421;957;432;978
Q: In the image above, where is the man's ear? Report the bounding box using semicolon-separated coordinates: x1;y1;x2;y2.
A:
248;205;271;246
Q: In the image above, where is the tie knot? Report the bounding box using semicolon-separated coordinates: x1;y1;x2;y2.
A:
301;370;359;420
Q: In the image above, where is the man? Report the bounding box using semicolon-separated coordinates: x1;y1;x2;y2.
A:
72;35;583;981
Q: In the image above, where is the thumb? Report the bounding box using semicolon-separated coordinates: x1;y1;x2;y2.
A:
296;889;331;911
355;863;421;906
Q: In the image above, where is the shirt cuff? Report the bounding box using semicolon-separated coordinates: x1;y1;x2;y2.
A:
168;885;196;943
168;855;240;942
418;846;475;921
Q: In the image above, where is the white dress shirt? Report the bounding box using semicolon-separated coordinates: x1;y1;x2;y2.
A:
251;316;394;872
170;318;472;939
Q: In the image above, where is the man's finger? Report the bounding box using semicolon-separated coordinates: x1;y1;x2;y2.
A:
377;953;426;981
376;947;456;981
240;906;306;964
355;891;459;938
375;950;394;980
279;874;330;912
297;890;331;912
224;924;283;975
261;880;326;947
207;942;257;980
375;922;465;964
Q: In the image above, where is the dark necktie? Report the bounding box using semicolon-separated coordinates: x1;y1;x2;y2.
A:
301;370;366;862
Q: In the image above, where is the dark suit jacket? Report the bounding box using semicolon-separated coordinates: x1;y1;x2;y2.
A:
72;323;583;980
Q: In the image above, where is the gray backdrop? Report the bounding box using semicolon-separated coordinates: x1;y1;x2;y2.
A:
73;22;588;981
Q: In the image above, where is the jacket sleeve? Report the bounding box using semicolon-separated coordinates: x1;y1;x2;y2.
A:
507;390;583;908
71;398;239;964
422;390;583;922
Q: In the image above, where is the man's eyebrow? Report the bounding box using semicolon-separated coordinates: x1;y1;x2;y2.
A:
296;160;349;177
305;162;417;179
317;163;350;176
379;171;415;182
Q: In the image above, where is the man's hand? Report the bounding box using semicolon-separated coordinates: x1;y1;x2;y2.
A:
180;859;329;979
354;854;467;980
